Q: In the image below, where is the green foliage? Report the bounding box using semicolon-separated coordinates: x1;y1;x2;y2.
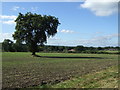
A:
97;47;103;50
13;42;28;52
2;39;14;52
13;12;60;55
75;45;85;53
2;39;28;52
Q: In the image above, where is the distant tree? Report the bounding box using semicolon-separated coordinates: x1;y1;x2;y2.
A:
13;42;28;52
97;47;103;50
75;45;85;53
88;46;95;50
13;12;60;55
58;46;65;52
115;46;120;50
2;39;14;52
63;47;69;53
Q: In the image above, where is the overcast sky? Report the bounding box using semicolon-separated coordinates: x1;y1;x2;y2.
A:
0;0;118;47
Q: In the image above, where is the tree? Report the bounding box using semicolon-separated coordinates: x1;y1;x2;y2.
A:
97;47;103;50
75;45;85;53
13;42;28;52
13;12;60;55
2;39;14;52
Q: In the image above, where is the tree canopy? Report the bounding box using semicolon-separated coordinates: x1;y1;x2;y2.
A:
13;12;60;55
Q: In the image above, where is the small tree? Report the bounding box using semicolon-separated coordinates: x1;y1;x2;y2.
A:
2;39;14;52
13;12;60;55
75;45;85;53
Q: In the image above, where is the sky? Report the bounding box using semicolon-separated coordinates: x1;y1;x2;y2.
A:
0;1;119;47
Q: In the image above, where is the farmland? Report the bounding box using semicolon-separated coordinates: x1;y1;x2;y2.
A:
2;52;118;88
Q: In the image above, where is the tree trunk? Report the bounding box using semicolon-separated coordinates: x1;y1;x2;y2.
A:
32;52;36;55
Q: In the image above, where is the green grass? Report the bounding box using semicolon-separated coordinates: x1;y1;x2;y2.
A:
41;66;118;88
102;50;119;54
2;52;118;88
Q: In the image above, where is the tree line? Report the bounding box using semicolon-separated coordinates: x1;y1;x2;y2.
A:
1;39;120;54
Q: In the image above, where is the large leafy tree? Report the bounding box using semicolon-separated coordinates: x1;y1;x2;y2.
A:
13;12;60;55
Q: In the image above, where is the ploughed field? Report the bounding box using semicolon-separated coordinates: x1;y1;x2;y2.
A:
2;52;118;88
